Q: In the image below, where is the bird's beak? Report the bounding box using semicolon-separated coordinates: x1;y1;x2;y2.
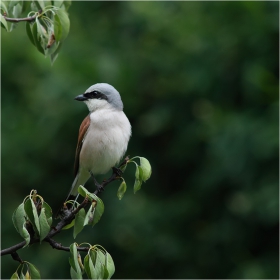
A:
74;94;88;101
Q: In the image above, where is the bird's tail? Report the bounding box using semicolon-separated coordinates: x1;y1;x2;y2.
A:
55;176;80;218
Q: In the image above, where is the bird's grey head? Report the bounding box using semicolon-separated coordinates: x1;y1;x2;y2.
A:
75;83;123;112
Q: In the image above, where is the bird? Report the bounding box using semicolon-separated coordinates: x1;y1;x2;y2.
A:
64;83;131;204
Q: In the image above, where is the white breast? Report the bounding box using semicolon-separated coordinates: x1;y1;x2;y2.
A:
79;108;131;175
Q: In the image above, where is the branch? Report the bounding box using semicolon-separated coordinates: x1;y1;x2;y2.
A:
0;198;91;257
45;238;89;253
11;252;23;263
93;156;129;195
1;241;26;256
48;197;90;238
0;156;130;257
0;197;91;256
3;14;37;23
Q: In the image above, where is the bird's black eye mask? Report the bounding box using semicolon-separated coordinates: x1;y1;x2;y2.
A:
84;90;108;100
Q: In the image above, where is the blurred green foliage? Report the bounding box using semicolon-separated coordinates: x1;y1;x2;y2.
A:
1;1;279;279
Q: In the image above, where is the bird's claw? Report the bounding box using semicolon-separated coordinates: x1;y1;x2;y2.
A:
89;170;104;193
112;167;123;177
96;183;105;193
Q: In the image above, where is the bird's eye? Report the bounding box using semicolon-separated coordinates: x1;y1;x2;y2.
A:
85;91;100;99
89;91;98;97
84;90;108;101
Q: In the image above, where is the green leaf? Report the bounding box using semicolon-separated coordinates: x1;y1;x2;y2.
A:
42;201;52;226
77;187;104;227
69;243;82;275
103;266;109;280
70;266;81;280
69;257;76;273
54;8;70;41
21;223;31;248
73;208;86;239
36;19;48;39
36;0;45;10
6;0;19;13
30;1;39;12
21;1;31;14
32;21;45;55
10;271;19;279
12;3;22;18
83;255;90;278
53;0;63;8
19;270;25;280
39;208;50;242
1;14;8;31
84;254;96;279
90;195;104;227
12;203;30;247
0;1;8;14
78;185;88;198
25;270;30;280
12;203;26;234
13;202;41;247
53;14;62;41
133;165;143;194
77;252;85;274
133;179;142;194
62;0;72;11
88;250;99;279
117;180;127;200
62;218;75;230
27;263;41;279
45;40;59;56
24;199;40;236
26;22;35;46
135;165;143;181
83;204;94;226
104;251;115;279
32;18;49;54
50;41;62;64
89;250;97;265
95;250;105;279
140;157;152;181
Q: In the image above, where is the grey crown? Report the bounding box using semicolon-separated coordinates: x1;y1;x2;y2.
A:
85;83;124;111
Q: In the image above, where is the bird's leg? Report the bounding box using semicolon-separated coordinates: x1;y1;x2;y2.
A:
112;166;123;177
89;170;104;193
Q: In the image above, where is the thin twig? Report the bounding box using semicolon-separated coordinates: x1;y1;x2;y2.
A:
11;252;23;263
3;14;37;23
93;156;129;195
1;241;26;256
45;238;89;253
48;197;90;238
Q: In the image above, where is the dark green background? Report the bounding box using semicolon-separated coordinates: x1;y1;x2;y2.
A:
1;1;279;279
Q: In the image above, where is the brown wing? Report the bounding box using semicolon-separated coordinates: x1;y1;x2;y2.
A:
74;114;90;177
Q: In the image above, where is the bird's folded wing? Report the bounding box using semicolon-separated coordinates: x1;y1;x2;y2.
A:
74;114;90;177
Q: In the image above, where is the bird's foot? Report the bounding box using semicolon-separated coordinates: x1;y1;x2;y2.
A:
112;167;123;177
89;170;105;193
95;182;105;193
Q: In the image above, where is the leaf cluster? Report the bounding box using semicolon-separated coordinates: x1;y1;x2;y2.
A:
12;190;52;247
11;262;40;280
69;243;115;279
1;0;71;63
117;156;152;200
64;186;105;238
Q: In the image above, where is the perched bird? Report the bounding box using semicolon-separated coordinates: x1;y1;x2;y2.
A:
65;83;131;203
